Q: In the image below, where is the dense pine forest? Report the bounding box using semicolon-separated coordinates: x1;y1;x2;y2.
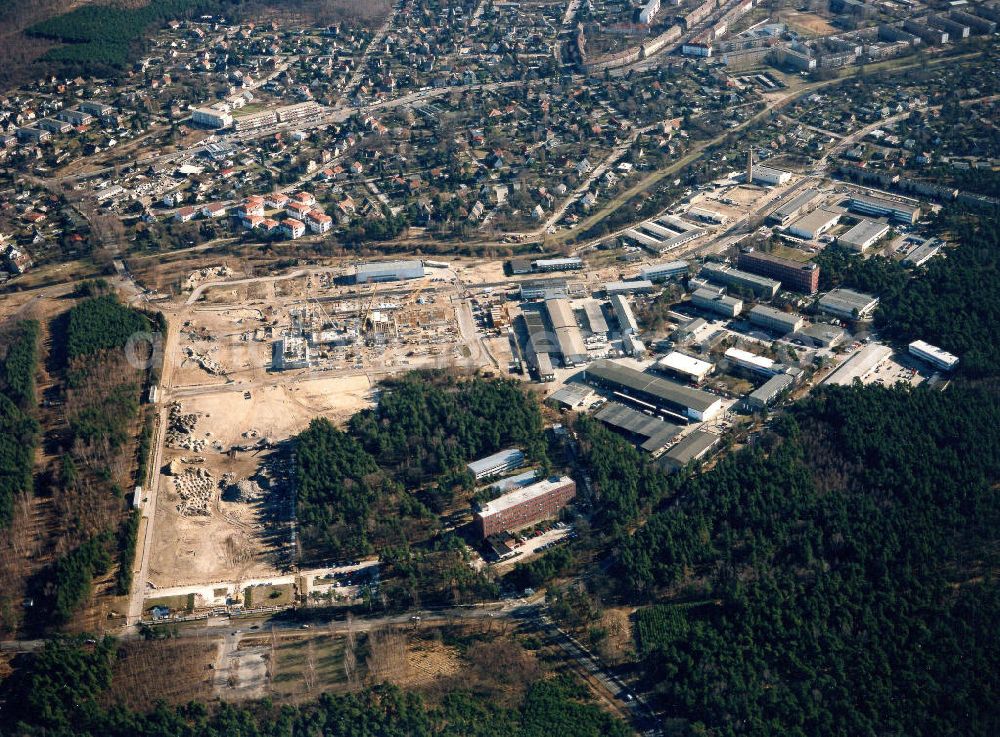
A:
0;320;40;530
621;383;1000;736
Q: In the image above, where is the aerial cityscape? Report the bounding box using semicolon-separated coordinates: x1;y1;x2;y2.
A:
0;0;997;735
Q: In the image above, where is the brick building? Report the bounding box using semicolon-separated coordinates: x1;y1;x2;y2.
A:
737;250;820;295
474;476;576;538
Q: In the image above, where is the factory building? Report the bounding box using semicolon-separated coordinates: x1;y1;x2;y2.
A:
787;208;841;240
532;257;583;272
822;343;892;385
583;360;724;422
725;347;780;377
520;278;579;300
767;188;820;226
751;165;792;186
701;262;780;299
545;299;589;366
604;280;654;295
656;352;714;384
610;294;639;335
791;323;846;349
848;194;920;224
474;476;576;538
467;448;526;480
745;373;794;412
659;430;720;472
522;309;557;380
691;287;743;318
583;302;609;335
817;288;879;321
737;250;820;294
641;260;690;282
908;340;959;372
354;260;425;283
902;242;941;267
594;402;681;454
623;334;647;358
837;219;890;252
749;304;805;335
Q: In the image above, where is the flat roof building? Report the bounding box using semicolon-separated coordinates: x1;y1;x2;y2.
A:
737;250;820;294
468;448;525;480
594;402;682;454
838;219;891;252
641;260;690;282
768;188;820;225
691;287;743;318
822;343;892;385
583;302;609;335
848;194;920;224
903;242;942;267
791;323;846;349
520;278;585;300
749;304;805;334
701;262;780;299
474;476;576;538
583;360;724;422
817;288;879;321
725;347;780;376
656;351;714;383
355;260;425;283
604;280;654;295
908;340;958;371
752;165;792;186
745;373;794;412
532;257;583;272
787;208;841;240
192;106;234;128
610;294;639;335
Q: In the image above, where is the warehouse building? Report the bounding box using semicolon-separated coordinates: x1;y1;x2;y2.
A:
594;402;682;454
902;241;941;267
822;343;892;385
690;287;743;318
908;340;959;371
611;294;639;335
641;260;690;282
737;250;820;294
752;165;792;186
656;351;714;383
583;360;724;422
355;260;425;283
838;219;891;252
848;194;920;224
519;278;584;300
749;304;805;334
532;257;583;272
604;280;654;295
768;188;820;226
474;476;576;538
522;309;557;380
745;373;794;412
659;430;720;472
583;302;609;335
791;323;846;349
817;288;879;320
725;347;780;377
622;333;647;358
467;448;525;480
788;208;841;240
701;262;780;299
545;299;589;366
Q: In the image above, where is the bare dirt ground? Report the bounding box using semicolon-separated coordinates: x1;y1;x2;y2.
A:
778;10;838;37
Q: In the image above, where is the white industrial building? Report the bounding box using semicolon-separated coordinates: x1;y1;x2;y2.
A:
787;208;841;240
355;260;426;283
817;288;879;321
657;352;714;383
752;165;792;186
691;287;743;318
605;280;654;295
908;340;959;371
749;305;805;334
725;347;779;376
848;194;920;225
838;219;890;252
641;260;690;282
467;448;525;480
611;294;639;335
532;257;583;272
545;298;589;366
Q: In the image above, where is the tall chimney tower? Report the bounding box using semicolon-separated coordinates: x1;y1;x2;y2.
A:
746;148;753;184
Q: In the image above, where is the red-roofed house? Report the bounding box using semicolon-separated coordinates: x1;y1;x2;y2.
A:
306;209;333;234
286;201;311;220
265;192;289;209
281;218;305;239
174;206;196;223
293;191;316;207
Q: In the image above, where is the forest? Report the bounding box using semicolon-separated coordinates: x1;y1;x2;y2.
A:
617;383;1000;736
65;294;151;362
814;205;1000;377
0;320;40;530
0;635;632;737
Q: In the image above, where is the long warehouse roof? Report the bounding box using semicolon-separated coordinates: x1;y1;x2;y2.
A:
585;360;720;413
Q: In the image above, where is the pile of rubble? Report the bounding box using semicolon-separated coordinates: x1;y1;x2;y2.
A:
223;476;265;504
185;347;225;376
166;403;209;451
185;264;233;291
173;467;215;516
